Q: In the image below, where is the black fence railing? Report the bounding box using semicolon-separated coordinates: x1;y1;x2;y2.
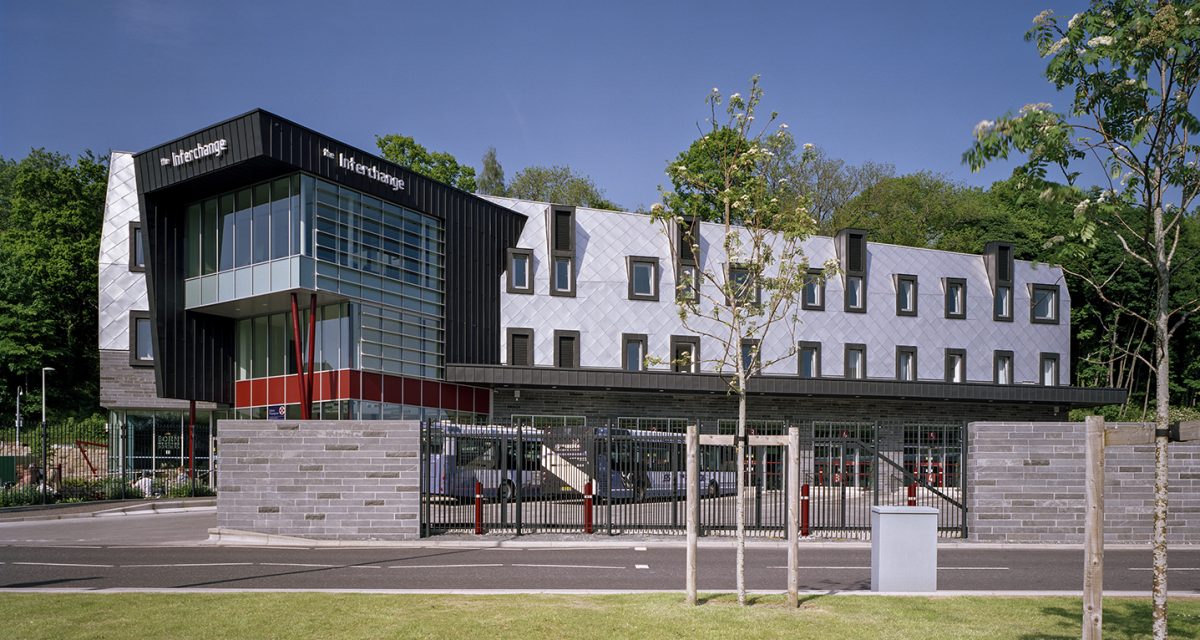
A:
420;417;966;539
0;418;215;507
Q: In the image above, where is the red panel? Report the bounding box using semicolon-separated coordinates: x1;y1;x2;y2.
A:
266;377;287;407
234;380;253;408
343;370;359;400
382;374;403;405
403;377;422;407
313;370;334;402
442;383;459;411
475;387;491;415
250;379;268;407
458;385;472;413
422;380;441;409
361;372;382;402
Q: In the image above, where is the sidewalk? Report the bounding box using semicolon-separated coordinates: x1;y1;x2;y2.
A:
0;497;216;523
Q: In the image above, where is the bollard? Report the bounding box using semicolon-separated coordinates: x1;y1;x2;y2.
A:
474;481;484;535
584;481;594;534
907;482;917;507
800;483;810;537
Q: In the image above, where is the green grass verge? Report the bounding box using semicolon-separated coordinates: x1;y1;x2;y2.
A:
1;593;1198;639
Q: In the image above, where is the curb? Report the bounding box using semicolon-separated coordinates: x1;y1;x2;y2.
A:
0;500;216;523
2;587;1198;597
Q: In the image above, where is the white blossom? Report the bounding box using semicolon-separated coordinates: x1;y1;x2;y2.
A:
973;119;995;137
1067;13;1081;29
803;143;814;150
1032;9;1054;26
730;93;741;100
1046;37;1069;55
1088;35;1113;47
1074;198;1090;215
779;123;789;129
1019;102;1053;114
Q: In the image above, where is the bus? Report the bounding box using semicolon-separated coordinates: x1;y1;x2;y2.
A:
594;427;737;502
424;423;545;503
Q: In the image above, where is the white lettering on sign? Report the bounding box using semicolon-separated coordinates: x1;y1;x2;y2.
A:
160;139;229;167
324;147;406;192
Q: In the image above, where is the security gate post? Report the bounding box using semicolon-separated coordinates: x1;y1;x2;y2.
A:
787;425;800;607
686;423;698;605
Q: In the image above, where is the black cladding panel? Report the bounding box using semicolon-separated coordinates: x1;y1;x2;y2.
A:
132;109;526;404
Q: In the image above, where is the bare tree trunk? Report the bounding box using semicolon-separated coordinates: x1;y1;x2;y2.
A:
1152;202;1170;640
735;376;747;606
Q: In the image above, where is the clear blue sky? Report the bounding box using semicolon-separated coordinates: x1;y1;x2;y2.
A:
0;0;1088;209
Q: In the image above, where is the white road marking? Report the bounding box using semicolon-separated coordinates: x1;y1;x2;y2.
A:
12;562;113;568
259;563;338;568
512;563;625;570
388;563;503;569
634;547;647;551
768;566;1007;570
120;563;254;568
635;564;650;570
1129;567;1200;571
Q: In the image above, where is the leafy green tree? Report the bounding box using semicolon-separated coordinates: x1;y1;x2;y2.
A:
0;149;108;423
477;147;506;196
653;76;824;606
506;165;619;210
375;134;477;192
965;2;1200;634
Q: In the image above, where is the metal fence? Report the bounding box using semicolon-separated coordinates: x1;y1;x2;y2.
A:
420;416;966;539
0;417;215;506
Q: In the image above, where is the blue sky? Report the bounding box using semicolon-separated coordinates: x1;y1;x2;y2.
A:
0;1;1088;209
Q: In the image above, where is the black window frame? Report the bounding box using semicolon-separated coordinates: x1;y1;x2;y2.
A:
944;348;967;383
993;349;1014;385
506;248;534;295
621;333;649;372
506;328;534;367
670;335;700;373
895;274;918;317
627;256;660;301
801;269;825;311
129;222;145;273
553;330;580;368
944;277;967;320
844;343;866;380
895;345;918;381
1039;352;1060;386
129;310;154;367
1030;284;1060;325
798;341;822;379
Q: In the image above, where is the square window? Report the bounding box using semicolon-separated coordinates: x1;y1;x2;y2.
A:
994;285;1012;321
896;346;917;381
845;344;866;379
1031;284;1059;324
802;270;824;311
945;278;966;319
845;275;865;312
798;341;821;378
507;249;533;294
622;334;648;371
627;257;659;301
896;274;917;316
994;350;1013;385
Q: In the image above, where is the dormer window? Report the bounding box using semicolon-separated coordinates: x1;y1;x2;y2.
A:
548;207;576;297
944;278;966;319
895;274;917;316
837;229;868;313
986;242;1015;322
627;257;659;301
1030;284;1060;324
506;248;533;294
802;269;825;310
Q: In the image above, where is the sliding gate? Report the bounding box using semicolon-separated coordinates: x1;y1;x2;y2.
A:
420;418;967;538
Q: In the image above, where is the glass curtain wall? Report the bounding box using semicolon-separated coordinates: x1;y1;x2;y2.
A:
234;302;353;380
185;174;305;278
107;411;216;481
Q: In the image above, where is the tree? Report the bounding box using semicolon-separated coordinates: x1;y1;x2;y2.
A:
478;147;506;196
0;149;108;422
790;146;894;231
966;3;1200;635
652;76;825;605
506;165;619;210
375;134;477;192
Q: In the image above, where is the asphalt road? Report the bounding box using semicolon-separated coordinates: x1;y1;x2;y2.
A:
1;511;1197;593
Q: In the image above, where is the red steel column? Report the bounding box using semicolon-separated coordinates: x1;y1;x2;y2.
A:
306;293;317;417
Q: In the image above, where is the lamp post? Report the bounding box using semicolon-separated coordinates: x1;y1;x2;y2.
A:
40;367;53;504
14;386;22;449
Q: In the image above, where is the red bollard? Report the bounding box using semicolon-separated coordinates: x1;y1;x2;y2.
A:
800;483;810;537
907;482;917;507
474;481;484;535
584;481;594;534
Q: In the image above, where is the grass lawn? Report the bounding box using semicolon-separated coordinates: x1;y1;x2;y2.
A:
2;593;1198;639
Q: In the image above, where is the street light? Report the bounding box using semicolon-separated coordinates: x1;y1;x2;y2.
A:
14;386;22;449
40;367;53;504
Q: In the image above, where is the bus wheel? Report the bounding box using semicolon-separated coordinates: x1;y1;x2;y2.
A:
707;480;719;499
497;481;514;503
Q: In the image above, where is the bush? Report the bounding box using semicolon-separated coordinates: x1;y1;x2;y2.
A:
59;477;144;501
0;485;46;507
167;483;216;498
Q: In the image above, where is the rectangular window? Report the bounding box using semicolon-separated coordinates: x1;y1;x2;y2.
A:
944;278;966;319
507;248;533;294
844;344;866;379
627;257;659;301
670;336;700;373
1040;353;1060;386
798;341;821;379
507;328;534;366
129;311;153;365
218;193;235;271
945;348;966;383
895;274;917;316
677;263;698;302
993;284;1012;321
234;189;253;268
270;177;291;261
845;275;865;312
129;223;145;272
802;269;825;310
552;257;574;295
728;265;759;306
554;330;580;368
549;208;576;297
896;345;917;381
252;184;271;265
622;333;648;371
1031;284;1060;324
740;339;760;373
994;350;1014;385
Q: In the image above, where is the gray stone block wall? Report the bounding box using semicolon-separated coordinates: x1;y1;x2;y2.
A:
99;349;219;411
967;421;1200;544
216;420;420;540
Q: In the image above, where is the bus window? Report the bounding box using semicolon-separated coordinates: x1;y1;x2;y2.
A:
457;437;497;469
522;441;542;471
642;443;672;472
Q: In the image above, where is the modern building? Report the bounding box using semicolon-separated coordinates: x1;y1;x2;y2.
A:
99;109;1123;477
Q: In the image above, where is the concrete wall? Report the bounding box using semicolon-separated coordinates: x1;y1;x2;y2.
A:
216;420;420;540
967;421;1200;544
492;388;1058;424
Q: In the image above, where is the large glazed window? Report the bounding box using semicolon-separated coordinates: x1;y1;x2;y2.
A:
186;174;304;278
233;303;353;381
